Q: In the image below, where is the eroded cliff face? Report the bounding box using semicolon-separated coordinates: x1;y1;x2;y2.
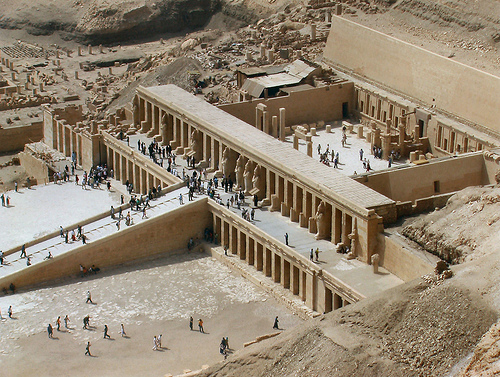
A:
0;0;221;43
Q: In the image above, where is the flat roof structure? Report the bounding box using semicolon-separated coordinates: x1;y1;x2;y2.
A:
145;85;395;211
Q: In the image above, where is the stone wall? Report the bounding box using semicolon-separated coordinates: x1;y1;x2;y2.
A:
219;83;354;127
18;149;49;184
354;153;487;203
377;233;435;282
323;16;500;137
0;199;211;291
0;123;43;153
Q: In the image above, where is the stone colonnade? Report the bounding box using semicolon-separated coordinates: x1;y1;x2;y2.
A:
135;87;383;263
102;133;181;194
209;202;363;313
43;105;181;192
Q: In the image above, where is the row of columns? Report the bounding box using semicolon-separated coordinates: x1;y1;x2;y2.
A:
212;212;353;313
134;93;365;259
51;116;85;166
106;145;168;195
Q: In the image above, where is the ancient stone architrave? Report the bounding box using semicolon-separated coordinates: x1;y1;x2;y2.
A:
243;160;254;195
235;155;245;190
315;201;329;240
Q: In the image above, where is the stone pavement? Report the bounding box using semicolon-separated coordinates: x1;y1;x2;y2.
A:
289;121;406;177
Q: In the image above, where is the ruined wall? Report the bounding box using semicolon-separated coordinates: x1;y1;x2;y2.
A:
219;83;354;127
0;199;212;291
0;123;43;153
18;149;49;184
323;16;500;136
354;153;486;203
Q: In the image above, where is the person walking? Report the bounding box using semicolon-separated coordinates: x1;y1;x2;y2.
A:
157;334;162;348
315;248;320;262
273;316;279;330
56;316;61;331
152;336;158;351
120;324;126;337
284;233;289;246
20;244;27;258
310;248;314;261
8;306;13;318
0;250;4;265
104;325;110;339
179;193;183;205
189;316;193;331
83;315;90;329
86;291;93;304
64;315;70;329
198;318;204;333
85;341;91;356
47;324;53;338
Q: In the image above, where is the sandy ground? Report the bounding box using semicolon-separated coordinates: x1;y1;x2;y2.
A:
0;252;302;376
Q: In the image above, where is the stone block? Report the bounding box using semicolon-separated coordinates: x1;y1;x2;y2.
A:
310;127;317;136
308;217;317;234
325;125;332;133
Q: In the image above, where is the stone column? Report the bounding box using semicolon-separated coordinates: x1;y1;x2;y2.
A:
272;116;278;138
279;108;286;141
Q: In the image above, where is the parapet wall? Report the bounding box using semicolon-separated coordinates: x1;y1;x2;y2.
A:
354;153;488;203
219;83;354;127
0;199;212;291
323;16;500;136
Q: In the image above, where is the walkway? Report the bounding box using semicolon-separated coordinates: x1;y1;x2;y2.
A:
0;184;197;281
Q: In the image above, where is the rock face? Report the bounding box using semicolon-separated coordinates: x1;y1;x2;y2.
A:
0;0;220;43
402;186;500;264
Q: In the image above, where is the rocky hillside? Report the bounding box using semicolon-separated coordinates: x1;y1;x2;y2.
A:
402;185;500;264
0;0;221;43
198;275;496;377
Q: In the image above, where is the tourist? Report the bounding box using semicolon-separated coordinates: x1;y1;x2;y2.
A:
315;248;320;262
284;233;289;246
310;249;314;261
152;336;158;351
189;316;193;331
0;250;4;265
44;251;53;260
64;315;70;329
60;226;64;238
20;244;26;258
158;334;162;348
104;325;110;339
26;257;31;266
56;316;61;331
198;318;204;333
86;290;93;304
47;323;53;338
8;306;13;318
179;193;183;205
83;315;90;329
85;341;92;356
120;324;126;337
273;316;279;330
